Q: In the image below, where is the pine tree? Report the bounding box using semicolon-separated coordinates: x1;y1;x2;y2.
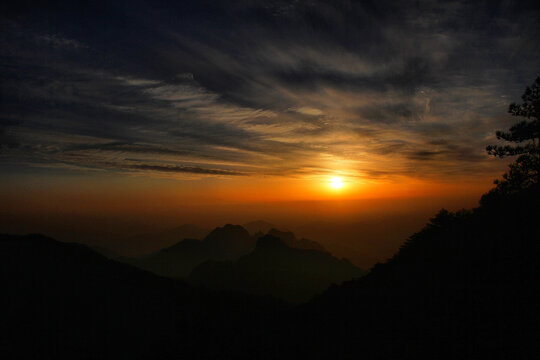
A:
483;78;540;201
486;77;540;158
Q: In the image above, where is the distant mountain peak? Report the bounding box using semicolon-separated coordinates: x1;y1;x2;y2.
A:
190;233;363;303
121;224;257;279
160;238;202;253
243;220;275;235
267;228;296;241
266;228;326;252
255;234;288;251
204;224;250;242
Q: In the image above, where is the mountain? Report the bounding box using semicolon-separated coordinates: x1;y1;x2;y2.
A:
122;224;256;278
3;183;538;359
243;220;275;235
267;228;326;251
189;234;364;303
203;224;255;259
90;244;121;258
120;238;209;278
290;184;540;359
119;223;209;256
0;233;283;359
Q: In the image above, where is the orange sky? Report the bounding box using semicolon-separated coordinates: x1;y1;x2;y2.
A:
0;168;503;215
0;161;511;268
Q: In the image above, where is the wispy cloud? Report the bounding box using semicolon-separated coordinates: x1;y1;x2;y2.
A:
1;0;538;180
120;163;244;176
36;34;86;49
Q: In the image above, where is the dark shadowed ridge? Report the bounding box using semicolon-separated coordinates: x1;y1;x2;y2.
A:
267;228;326;252
189;234;363;303
117;223;210;257
243;220;275;235
0;233;285;359
288;183;540;359
203;224;255;258
120;224;256;278
90;244;121;259
123;224;334;278
119;238;208;278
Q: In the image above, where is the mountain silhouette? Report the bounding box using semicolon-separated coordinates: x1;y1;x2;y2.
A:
3;183;539;359
120;238;209;278
90;244;121;258
122;224;256;278
119;223;209;256
3;174;539;359
0;233;283;359
203;224;255;258
189;234;363;303
243;220;275;235
289;184;540;359
267;228;326;251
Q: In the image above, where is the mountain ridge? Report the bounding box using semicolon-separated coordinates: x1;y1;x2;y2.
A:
190;234;363;303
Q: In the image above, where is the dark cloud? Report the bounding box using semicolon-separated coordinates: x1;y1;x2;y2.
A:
406;150;446;161
1;0;539;179
121;163;244;176
357;102;424;124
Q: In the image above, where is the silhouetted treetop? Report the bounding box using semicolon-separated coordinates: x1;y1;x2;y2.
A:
483;78;540;203
486;77;540;158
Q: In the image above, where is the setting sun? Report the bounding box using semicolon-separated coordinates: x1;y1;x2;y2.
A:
330;177;344;189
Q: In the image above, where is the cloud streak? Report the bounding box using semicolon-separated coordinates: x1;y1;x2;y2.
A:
1;0;539;180
121;163;244;176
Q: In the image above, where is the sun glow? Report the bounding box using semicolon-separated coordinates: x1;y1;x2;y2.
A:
330;177;344;189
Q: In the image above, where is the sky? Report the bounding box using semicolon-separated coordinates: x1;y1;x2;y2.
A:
1;1;539;264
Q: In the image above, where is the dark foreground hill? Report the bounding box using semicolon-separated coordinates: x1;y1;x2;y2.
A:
0;234;285;360
190;234;362;303
288;184;540;359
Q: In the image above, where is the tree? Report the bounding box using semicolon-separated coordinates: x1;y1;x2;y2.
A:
483;78;540;201
486;77;540;158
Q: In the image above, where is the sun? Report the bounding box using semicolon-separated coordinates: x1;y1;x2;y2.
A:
330;177;344;189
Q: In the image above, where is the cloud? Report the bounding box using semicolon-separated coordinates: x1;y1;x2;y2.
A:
36;34;86;49
120;163;245;176
115;76;161;87
293;107;324;116
1;0;539;181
